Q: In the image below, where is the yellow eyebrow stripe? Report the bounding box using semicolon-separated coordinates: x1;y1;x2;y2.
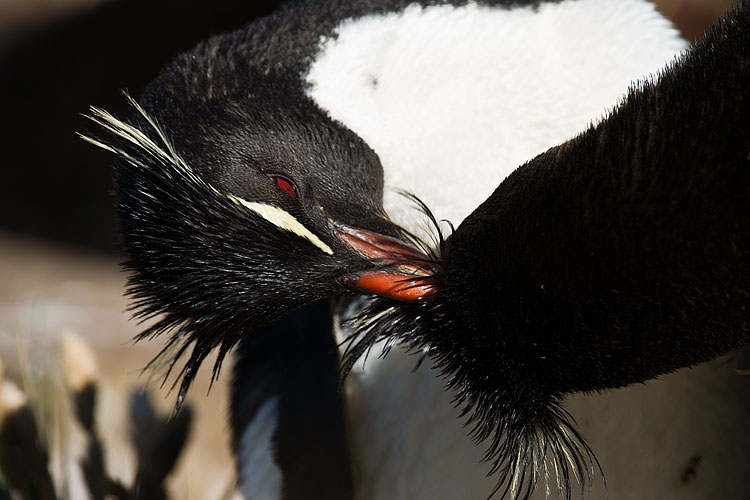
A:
230;196;334;255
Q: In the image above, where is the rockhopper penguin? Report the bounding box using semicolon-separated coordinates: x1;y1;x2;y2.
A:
82;0;750;499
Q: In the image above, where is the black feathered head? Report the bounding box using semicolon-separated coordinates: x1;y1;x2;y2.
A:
81;93;437;409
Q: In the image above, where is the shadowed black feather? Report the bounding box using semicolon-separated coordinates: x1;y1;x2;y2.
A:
81;99;372;409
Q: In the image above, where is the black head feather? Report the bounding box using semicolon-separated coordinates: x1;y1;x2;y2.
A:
80;95;411;408
77;29;441;408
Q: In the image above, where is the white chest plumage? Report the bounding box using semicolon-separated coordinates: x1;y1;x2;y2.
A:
300;1;739;499
306;0;685;240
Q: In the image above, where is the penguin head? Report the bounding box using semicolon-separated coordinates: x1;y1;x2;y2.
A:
138;66;401;240
82;64;437;407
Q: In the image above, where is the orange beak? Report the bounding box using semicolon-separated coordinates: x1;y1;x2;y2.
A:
337;225;437;302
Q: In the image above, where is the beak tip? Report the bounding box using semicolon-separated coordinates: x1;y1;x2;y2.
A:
351;273;437;302
336;224;437;301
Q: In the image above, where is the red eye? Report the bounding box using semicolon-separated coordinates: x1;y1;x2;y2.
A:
272;176;297;197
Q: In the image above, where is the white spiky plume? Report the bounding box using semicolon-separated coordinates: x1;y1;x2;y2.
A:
78;94;208;188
